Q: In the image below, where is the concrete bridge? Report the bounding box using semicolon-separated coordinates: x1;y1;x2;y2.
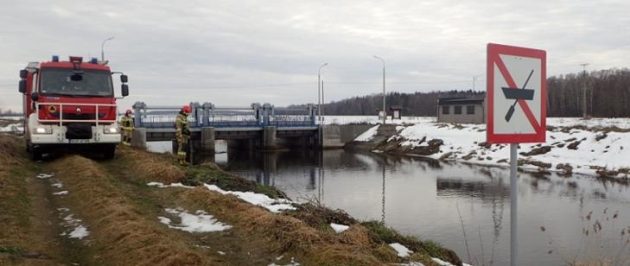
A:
130;102;322;152
130;101;373;153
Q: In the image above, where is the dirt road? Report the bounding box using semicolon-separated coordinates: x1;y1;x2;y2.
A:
0;134;461;266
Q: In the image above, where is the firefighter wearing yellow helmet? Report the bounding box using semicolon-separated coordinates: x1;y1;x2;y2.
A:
176;105;192;165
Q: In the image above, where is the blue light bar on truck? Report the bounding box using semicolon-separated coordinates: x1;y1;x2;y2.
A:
52;55;59;62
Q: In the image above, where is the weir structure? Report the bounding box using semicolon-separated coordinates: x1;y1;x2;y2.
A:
130;102;321;153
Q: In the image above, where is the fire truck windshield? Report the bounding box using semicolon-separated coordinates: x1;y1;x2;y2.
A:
40;69;113;97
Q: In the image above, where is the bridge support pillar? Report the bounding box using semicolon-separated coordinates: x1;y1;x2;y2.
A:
201;127;216;153
131;128;147;149
263;126;277;150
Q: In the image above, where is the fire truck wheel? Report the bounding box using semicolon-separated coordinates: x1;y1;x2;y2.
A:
103;144;116;160
30;146;43;161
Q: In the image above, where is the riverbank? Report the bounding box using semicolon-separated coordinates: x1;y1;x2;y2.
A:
351;117;630;181
0;133;464;266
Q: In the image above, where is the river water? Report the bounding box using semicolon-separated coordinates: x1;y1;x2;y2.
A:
148;141;630;265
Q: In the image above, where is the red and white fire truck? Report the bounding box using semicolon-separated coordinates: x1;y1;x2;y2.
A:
18;56;129;160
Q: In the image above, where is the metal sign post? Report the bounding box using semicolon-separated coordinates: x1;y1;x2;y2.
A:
486;43;547;266
510;143;518;266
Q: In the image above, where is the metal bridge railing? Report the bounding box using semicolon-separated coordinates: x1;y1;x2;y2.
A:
132;102;316;129
270;107;315;127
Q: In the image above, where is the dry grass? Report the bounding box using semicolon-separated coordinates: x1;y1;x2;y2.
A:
288;203;357;229
116;146;185;183
0;135;24;167
0;136;28;263
0;135;60;265
49;155;215;265
176;188;425;265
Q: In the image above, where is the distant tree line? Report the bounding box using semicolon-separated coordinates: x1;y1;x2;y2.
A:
290;68;630;117
0;108;22;116
304;90;484;116
548;68;630;117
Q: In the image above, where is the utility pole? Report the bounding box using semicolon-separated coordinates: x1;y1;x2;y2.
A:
473;75;481;90
321;80;325;119
317;63;328;124
374;55;386;124
580;63;589;118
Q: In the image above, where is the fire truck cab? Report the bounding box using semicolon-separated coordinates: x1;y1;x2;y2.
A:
18;56;129;160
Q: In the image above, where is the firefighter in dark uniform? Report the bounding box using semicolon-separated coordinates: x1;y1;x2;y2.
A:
176;105;192;165
120;109;134;145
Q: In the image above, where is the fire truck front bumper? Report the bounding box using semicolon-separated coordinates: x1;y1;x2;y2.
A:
30;123;121;145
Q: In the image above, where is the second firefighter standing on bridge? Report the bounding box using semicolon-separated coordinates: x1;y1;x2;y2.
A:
176;105;192;165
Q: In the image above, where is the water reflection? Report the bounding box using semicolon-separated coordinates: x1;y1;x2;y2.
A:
436;178;509;199
192;146;630;265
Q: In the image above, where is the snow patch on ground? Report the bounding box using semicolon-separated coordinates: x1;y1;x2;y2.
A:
268;257;300;266
387;119;630;177
69;225;90;239
330;223;349;233
147;182;194;188
0;123;23;133
430;258;472;266
322;116;630;129
36;173;54;179
548;117;630;129
53;190;68;195
354;125;379;142
158;208;231;233
59;213;89;239
204;184;295;213
389;242;411;257
51;182;63;188
322;116;434;125
397;262;425;266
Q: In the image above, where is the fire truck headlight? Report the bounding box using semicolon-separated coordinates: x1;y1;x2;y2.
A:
103;127;119;134
33;126;52;134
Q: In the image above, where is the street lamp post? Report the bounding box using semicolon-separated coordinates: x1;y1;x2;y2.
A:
473;75;481;90
374;55;386;124
580;63;589;118
318;63;328;124
101;36;115;62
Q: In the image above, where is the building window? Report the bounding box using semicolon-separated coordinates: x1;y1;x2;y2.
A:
442;106;450;115
454;105;462;115
467;105;475;115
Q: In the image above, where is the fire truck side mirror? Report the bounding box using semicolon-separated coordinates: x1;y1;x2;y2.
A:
19;80;26;93
121;84;129;97
31;92;39;101
20;69;28;79
120;74;128;83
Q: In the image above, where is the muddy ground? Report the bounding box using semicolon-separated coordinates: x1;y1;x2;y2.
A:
0;133;461;266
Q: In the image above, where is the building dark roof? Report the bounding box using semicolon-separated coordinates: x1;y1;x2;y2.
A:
438;95;485;105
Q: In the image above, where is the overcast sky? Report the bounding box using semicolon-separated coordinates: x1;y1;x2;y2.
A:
1;0;629;111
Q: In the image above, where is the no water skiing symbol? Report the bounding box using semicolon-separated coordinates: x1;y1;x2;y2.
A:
503;69;534;122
